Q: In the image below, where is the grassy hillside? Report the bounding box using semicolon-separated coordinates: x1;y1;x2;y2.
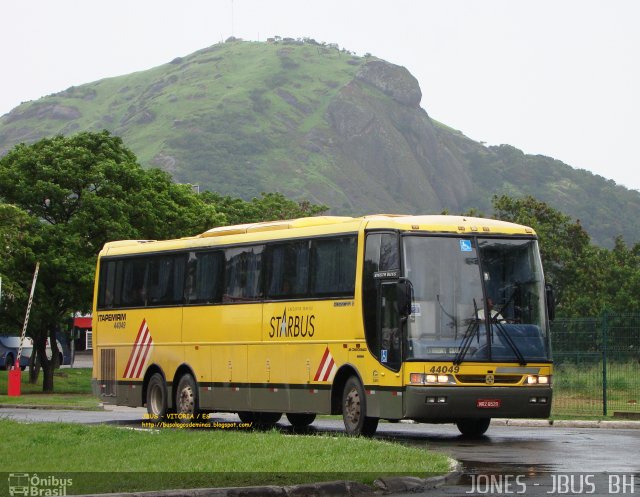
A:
1;39;639;247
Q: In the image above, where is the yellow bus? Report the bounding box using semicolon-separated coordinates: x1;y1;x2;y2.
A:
92;214;553;436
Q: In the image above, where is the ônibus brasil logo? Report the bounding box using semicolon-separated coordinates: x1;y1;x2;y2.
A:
8;473;73;496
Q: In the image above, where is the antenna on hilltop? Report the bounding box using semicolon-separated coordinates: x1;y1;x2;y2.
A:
231;0;235;37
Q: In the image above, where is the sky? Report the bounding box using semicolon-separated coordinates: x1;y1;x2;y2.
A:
1;0;639;190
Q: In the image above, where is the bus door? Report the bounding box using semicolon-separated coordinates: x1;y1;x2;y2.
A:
377;280;403;372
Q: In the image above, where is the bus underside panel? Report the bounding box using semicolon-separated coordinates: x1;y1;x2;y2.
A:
404;385;552;421
198;383;333;414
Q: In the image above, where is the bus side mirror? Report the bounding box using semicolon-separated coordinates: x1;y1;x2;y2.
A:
397;279;414;318
545;284;555;321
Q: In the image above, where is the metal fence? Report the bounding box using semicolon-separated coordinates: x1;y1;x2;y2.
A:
551;313;640;417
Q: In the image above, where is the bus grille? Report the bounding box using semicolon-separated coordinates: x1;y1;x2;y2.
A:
100;348;116;396
456;374;523;385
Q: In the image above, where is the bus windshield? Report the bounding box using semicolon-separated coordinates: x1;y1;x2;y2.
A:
403;236;550;363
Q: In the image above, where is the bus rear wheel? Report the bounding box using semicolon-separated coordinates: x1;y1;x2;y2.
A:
238;411;254;423
254;412;282;429
237;411;282;429
342;376;378;436
175;374;199;421
456;418;491;437
286;413;316;429
146;373;168;420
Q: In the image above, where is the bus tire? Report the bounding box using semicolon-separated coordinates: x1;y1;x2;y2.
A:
456;418;491;437
4;354;14;371
175;374;199;421
238;411;255;424
146;373;168;420
342;376;378;436
286;413;316;429
254;412;282;430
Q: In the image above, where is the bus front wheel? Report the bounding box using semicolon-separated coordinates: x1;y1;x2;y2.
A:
342;376;378;436
175;374;199;421
456;418;491;437
146;373;168;419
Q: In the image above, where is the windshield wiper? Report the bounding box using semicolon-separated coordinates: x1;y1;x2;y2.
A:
492;321;527;365
453;300;481;365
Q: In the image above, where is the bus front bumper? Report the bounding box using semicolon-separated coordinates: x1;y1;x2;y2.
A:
404;386;552;421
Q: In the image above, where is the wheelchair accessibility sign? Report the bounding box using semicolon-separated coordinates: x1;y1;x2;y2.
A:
459;240;472;252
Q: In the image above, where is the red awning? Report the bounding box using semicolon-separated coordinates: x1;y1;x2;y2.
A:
74;317;92;329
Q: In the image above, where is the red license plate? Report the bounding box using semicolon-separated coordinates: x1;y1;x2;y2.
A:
477;399;501;408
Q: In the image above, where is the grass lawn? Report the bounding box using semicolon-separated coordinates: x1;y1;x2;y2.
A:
0;368;100;408
552;361;640;417
0;418;452;495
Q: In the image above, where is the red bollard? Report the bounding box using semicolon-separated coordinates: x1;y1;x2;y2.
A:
7;360;21;397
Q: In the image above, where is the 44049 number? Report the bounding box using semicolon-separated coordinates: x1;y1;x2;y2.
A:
429;365;460;374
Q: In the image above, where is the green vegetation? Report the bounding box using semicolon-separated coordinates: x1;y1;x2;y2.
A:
0;131;223;392
0;132;326;393
0;369;99;407
0;419;451;493
493;195;640;317
2;40;638;246
552;362;640;417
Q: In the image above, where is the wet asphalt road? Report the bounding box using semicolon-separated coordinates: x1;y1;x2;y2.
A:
377;422;640;496
1;407;638;495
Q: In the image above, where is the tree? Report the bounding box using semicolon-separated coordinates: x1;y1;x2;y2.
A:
0;131;224;391
0;204;39;332
491;194;640;317
492;195;594;316
201;191;328;225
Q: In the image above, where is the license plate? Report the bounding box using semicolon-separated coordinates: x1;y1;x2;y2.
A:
477;399;501;408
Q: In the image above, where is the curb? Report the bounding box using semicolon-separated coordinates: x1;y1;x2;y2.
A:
75;465;462;497
492;418;640;429
0;403;102;411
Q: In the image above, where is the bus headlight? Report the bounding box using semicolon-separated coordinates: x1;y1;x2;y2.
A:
527;375;550;385
410;373;454;384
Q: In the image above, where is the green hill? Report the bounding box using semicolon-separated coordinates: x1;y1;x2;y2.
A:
1;39;639;247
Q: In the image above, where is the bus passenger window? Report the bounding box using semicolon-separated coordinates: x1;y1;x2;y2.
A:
185;251;224;304
224;246;264;302
146;255;186;306
266;241;309;299
98;260;116;309
121;258;147;307
309;236;356;297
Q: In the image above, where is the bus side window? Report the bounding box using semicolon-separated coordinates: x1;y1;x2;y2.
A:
186;251;224;304
309;236;356;298
265;241;310;300
98;260;116;309
224;246;264;302
121;258;147;307
146;255;186;306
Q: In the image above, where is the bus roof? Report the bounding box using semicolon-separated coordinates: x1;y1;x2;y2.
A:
99;214;535;256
